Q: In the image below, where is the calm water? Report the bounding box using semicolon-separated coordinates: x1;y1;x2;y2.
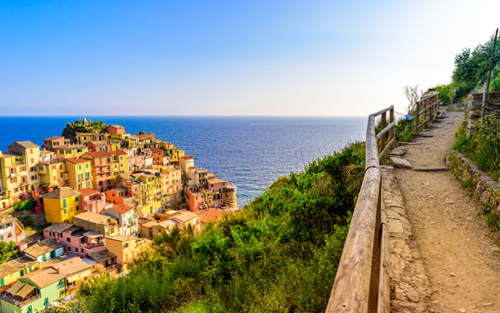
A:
0;116;366;206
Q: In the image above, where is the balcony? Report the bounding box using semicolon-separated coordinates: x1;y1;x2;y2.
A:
0;292;41;307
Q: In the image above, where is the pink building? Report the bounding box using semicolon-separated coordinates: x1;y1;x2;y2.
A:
0;216;26;243
207;174;228;208
79;188;107;213
107;125;126;135
43;136;71;151
128;154;145;172
184;186;209;213
43;223;107;257
87;140;111;152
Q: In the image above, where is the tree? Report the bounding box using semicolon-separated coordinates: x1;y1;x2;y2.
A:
403;85;423;114
0;241;18;264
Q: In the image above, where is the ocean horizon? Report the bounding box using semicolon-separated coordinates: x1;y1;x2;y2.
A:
0;116;367;205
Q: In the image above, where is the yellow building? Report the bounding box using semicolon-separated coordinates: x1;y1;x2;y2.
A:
42;187;81;223
159;142;185;165
75;132;103;145
53;145;89;159
0;141;41;205
65;158;92;190
104;235;150;271
38;160;68;189
0;256;37;292
110;151;129;178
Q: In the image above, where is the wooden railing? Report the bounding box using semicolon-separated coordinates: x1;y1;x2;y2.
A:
326;106;395;313
415;93;441;133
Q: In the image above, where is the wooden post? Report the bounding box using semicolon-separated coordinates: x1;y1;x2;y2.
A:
415;101;420;133
389;108;394;144
380;112;386;154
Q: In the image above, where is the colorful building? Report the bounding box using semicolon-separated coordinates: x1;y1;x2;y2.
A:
65;158;92;190
0;256;37;292
52;145;89;159
0;216;26;244
42;136;71;151
23;239;64;263
0;267;66;313
0;142;41;206
110;150;129;178
102;204;138;236
43;223;106;256
104;235;149;271
75;132;103;145
51;257;92;295
42;187;81;224
37;160;67;189
79;188;106;213
80;151;113;192
86;140;111;153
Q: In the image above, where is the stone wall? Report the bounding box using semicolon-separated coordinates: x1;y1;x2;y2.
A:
467;92;500;130
446;150;500;211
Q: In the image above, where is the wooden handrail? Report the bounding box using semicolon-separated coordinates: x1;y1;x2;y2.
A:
326;105;395;313
415;93;440;133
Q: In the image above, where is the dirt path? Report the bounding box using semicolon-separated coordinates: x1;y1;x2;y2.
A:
393;111;500;312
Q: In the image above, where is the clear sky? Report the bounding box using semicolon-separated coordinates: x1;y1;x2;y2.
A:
1;0;499;116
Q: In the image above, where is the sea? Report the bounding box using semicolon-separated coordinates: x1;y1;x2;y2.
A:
0;116;367;206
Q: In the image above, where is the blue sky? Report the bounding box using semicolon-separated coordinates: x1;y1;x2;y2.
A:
1;0;499;116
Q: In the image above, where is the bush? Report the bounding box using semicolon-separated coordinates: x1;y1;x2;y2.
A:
13;199;34;212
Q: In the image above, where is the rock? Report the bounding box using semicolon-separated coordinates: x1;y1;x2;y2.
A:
390;147;408;156
391;157;413;169
483;303;494;307
458;309;465;313
469;110;481;118
450;273;455;277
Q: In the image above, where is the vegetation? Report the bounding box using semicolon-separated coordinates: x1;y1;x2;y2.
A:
19;215;35;228
13;198;34;212
72;143;366;313
453;117;500;179
0;241;18;264
478;204;500;244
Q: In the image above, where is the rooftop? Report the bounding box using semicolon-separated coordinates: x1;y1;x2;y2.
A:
24;267;65;288
65;157;90;164
82;151;112;158
181;155;194;160
53;144;87;150
11;141;39;149
87;250;116;263
88;140;109;145
173;211;198;223
43;223;74;233
43;187;80;199
199;208;224;220
106;235;135;242
78;188;100;197
44;136;64;141
0;256;37;278
74;212;111;224
52;257;90;276
110;150;127;156
110;204;134;214
24;239;63;258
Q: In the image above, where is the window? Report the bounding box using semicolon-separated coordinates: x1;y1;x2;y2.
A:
86;163;89;168
76;206;79;211
27;305;33;313
79;165;82;170
44;297;49;308
19;269;24;277
62;199;67;207
0;277;4;287
58;279;65;288
68;246;71;251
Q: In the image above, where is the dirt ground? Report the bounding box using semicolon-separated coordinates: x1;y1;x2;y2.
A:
394;111;500;313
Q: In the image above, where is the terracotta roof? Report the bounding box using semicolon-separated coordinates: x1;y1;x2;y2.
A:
43;223;74;233
78;188;100;197
110;150;127;155
43;187;80;199
110;204;134;214
0;256;37;277
181;155;194;160
52;257;90;276
82;151;112;158
149;148;163;153
25;267;65;288
44;136;64;141
24;239;63;258
199;209;224;220
73;212;111;224
65;158;90;164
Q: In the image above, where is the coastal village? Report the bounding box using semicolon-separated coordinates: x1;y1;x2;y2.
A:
0;118;238;313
